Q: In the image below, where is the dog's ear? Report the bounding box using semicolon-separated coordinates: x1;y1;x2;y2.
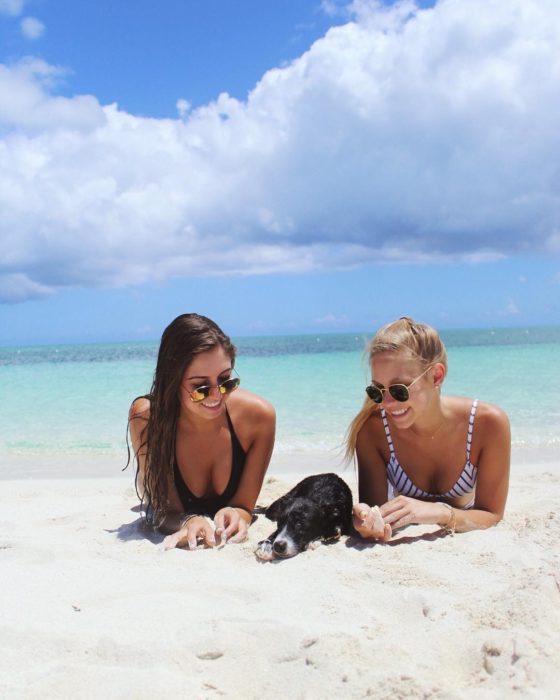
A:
265;494;289;521
322;504;342;523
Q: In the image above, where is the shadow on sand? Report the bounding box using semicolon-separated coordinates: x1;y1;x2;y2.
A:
345;527;449;549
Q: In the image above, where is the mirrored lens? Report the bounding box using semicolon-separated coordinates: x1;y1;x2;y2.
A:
219;377;240;394
365;385;383;403
388;384;410;402
190;385;212;402
191;377;240;402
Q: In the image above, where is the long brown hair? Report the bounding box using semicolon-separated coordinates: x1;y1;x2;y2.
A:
345;317;448;461
128;313;236;523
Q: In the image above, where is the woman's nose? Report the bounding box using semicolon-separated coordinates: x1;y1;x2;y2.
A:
382;391;398;406
209;384;222;398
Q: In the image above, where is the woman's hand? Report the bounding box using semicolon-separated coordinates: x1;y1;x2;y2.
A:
214;507;250;545
380;495;445;531
353;503;392;541
162;515;216;551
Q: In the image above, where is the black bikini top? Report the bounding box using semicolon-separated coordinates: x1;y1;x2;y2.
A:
173;409;246;517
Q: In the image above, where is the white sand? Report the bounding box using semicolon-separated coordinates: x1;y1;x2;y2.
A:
1;453;560;699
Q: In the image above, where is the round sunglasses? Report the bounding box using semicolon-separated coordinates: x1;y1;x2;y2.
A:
365;366;432;404
189;376;240;403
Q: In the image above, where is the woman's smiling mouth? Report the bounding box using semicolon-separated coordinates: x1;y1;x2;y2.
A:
201;399;222;409
390;407;409;417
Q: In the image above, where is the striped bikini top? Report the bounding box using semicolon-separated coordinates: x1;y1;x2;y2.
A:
382;399;479;501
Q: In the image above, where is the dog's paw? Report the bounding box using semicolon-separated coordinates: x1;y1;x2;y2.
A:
322;526;342;543
255;539;275;561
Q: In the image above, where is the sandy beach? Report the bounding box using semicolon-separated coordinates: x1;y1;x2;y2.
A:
2;451;559;699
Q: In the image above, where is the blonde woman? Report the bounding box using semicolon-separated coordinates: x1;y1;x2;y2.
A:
346;317;510;540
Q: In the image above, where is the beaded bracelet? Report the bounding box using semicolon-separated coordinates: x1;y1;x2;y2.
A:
228;504;253;518
438;502;456;535
179;513;202;529
227;504;257;524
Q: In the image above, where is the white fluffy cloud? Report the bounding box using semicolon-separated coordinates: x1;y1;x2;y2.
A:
0;0;24;17
20;16;45;40
1;0;560;302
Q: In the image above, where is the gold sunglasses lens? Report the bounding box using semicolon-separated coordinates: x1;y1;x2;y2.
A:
221;377;240;394
190;386;210;402
191;377;239;402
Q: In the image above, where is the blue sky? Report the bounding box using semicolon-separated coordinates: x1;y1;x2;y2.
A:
0;0;558;345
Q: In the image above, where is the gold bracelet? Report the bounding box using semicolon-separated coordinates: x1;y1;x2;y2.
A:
438;502;456;535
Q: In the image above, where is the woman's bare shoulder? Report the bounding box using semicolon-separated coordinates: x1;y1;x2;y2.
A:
355;410;388;471
129;396;151;421
447;395;510;436
363;408;384;429
230;389;275;418
128;397;150;449
475;399;510;430
356;410;385;447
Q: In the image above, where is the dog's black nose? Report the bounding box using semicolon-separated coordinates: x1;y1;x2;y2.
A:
273;540;287;554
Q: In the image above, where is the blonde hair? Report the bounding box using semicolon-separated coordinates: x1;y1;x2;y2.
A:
344;317;448;461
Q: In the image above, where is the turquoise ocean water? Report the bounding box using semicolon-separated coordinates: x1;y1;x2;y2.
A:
1;326;559;476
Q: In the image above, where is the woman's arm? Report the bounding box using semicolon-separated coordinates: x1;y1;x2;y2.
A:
128;397;150;496
458;402;511;530
159;513;218;550
129;398;209;542
214;392;276;541
355;415;391;506
352;415;393;540
380;402;511;533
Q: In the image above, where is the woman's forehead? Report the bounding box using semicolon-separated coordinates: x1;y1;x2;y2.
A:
371;350;421;375
184;346;232;378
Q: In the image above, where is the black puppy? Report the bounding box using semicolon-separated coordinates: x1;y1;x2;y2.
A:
255;473;353;560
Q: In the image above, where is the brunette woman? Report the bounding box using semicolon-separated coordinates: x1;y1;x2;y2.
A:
128;313;275;550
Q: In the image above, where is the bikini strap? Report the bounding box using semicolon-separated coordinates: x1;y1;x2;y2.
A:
225;407;245;470
380;408;396;456
225;406;234;432
466;399;479;462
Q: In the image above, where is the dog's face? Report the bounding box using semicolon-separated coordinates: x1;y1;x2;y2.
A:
255;473;352;561
266;497;333;559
